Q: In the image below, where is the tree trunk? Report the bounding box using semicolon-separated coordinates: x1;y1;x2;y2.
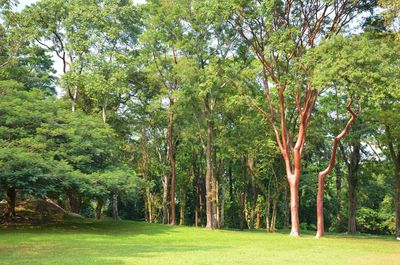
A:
335;164;342;231
179;199;185;225
289;179;300;236
347;142;360;234
195;174;200;227
140;130;151;223
199;176;204;227
4;187;16;220
248;157;257;230
265;197;270;232
147;190;152;223
112;194;119;221
219;159;225;229
162;174;169;224
249;205;255;229
167;107;176;225
395;166;400;240
239;192;245;231
211;144;219;228
102;100;107;123
205;119;214;229
385;126;400;240
256;205;261;229
71;85;78;112
269;199;278;232
347;180;357;234
144;192;149;223
244;197;249;229
228;161;233;200
316;174;325;236
95;198;103;220
67;191;81;214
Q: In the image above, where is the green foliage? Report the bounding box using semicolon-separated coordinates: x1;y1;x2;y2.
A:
0;0;398;237
0;87;139;215
357;207;395;234
307;33;400;102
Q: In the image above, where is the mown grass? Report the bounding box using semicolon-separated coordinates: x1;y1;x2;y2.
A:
0;218;399;265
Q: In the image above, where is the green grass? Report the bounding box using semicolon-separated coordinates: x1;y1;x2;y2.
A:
0;219;399;265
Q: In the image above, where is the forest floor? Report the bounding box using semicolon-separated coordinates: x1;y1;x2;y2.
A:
0;219;399;265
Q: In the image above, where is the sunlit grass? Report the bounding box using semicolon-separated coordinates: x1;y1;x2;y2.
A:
0;219;399;265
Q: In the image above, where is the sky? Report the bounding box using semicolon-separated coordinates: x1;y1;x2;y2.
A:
16;0;36;11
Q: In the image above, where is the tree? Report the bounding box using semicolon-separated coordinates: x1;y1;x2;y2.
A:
206;0;373;236
0;10;56;94
310;32;400;237
69;0;141;122
20;0;79;110
379;0;400;37
0;88;67;219
20;0;140;112
37;107;124;214
141;0;186;225
379;0;400;240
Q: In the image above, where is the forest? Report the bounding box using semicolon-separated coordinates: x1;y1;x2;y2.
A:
0;0;399;246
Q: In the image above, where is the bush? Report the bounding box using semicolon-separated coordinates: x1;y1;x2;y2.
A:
356;207;395;235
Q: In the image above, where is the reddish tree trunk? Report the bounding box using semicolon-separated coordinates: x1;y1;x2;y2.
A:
289;180;300;236
316;101;357;237
316;174;325;236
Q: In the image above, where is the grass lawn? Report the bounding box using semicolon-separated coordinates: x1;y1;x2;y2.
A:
0;219;399;265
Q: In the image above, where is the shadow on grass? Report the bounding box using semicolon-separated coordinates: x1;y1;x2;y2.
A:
0;219;229;264
1;218;397;242
0;218;179;238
